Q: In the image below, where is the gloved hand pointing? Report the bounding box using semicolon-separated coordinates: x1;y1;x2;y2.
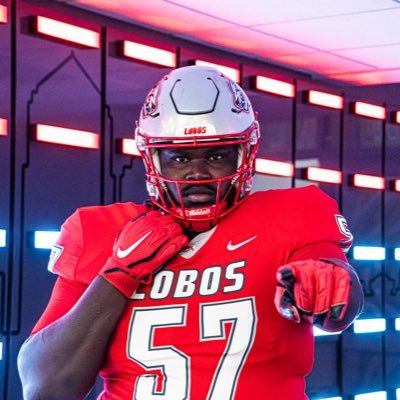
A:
274;258;352;329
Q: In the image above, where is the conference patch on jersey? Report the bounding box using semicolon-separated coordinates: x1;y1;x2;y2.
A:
47;244;64;272
335;214;353;253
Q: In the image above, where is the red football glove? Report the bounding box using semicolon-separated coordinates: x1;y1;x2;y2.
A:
99;211;188;298
274;258;351;328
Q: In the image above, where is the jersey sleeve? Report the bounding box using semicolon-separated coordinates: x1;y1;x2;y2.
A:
47;202;147;285
31;276;87;334
289;185;353;263
47;209;84;281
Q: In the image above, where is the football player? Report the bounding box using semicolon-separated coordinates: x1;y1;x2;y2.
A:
18;66;363;400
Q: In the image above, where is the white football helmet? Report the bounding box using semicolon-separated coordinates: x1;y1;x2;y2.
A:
136;65;259;232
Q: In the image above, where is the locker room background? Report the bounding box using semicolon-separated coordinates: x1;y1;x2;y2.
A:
0;1;399;399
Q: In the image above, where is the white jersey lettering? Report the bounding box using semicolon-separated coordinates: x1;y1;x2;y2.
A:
131;261;247;301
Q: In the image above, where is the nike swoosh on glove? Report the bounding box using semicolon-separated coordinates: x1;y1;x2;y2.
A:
274;258;352;329
99;211;189;298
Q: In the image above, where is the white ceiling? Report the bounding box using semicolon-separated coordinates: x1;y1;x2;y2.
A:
62;0;400;86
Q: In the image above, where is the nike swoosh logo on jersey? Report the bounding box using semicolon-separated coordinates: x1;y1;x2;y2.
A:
227;236;257;251
116;231;152;259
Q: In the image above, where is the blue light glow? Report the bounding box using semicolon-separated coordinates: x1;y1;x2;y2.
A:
34;231;60;249
353;318;386;333
353;246;386;261
0;342;2;360
395;318;400;331
313;327;342;337
313;397;342;400
0;229;6;247
396;388;400;400
395;248;400;261
354;391;386;400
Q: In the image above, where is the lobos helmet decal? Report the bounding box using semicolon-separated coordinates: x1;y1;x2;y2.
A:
142;81;162;118
227;79;250;113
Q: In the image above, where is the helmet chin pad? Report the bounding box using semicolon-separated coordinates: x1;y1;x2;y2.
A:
170;202;228;232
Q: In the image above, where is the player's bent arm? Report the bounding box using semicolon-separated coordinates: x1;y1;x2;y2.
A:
18;276;127;400
18;211;188;400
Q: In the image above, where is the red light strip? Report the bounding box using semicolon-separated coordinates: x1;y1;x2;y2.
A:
194;60;240;83
306;167;342;184
255;158;294;177
0;118;7;136
395;111;400;124
0;5;7;24
122;40;176;68
307;90;343;110
35;16;100;48
121;138;140;156
353;101;386;120
255;76;295;98
35;124;99;149
352;173;385;190
393;180;400;192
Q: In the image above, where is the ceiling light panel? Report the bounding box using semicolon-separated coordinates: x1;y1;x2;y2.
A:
255;9;400;51
276;52;374;75
335;43;400;70
70;0;400;85
74;0;234;33
205;27;314;58
329;69;400;86
160;0;397;26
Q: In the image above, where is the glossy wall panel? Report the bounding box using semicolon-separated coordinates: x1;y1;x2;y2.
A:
105;27;173;205
6;2;104;398
295;82;343;397
295;81;342;202
384;122;400;394
0;1;11;397
243;66;294;191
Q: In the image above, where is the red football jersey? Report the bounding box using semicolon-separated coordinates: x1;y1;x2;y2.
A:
33;186;353;400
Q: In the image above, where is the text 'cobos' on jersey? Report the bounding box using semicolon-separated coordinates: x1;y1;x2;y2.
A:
131;260;246;301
